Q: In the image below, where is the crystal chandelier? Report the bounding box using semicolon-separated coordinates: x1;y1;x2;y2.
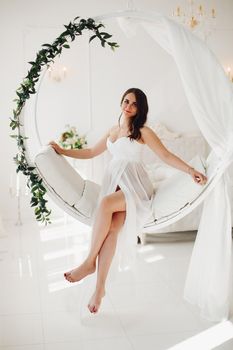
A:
172;1;216;38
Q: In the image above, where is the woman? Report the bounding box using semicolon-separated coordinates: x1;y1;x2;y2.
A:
50;88;207;314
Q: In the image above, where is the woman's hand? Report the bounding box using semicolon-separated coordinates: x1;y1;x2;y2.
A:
188;167;207;185
49;141;64;155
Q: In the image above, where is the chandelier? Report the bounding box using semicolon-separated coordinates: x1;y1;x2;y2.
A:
172;0;216;37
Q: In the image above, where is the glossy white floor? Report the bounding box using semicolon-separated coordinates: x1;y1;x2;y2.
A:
0;217;233;350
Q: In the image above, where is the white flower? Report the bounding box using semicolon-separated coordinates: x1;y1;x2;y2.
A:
66;138;74;145
70;126;77;134
59;125;87;149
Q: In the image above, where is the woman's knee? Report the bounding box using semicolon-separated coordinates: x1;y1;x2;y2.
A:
99;194;118;213
99;195;112;212
99;191;126;214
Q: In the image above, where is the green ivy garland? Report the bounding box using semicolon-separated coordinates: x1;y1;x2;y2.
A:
10;16;119;224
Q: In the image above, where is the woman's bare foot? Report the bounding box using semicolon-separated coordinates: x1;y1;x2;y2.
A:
64;260;96;283
88;288;105;313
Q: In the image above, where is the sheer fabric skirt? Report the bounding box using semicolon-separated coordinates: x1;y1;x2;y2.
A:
97;158;155;270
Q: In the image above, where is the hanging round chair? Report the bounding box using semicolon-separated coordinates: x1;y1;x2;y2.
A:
33;141;222;229
25;10;232;231
20;10;233;322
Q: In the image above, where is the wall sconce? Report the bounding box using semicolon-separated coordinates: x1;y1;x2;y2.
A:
225;67;233;83
47;63;68;82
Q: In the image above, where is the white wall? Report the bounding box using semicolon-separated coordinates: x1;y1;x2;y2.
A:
0;0;233;221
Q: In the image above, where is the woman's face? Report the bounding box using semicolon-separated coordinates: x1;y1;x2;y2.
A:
121;93;138;118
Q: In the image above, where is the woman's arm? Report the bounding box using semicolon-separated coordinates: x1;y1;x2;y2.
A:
141;126;207;185
49;132;109;159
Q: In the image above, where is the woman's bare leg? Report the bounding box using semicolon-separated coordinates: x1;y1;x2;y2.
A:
64;190;126;282
88;211;126;313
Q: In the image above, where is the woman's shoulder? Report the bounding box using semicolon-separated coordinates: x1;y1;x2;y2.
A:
140;125;155;137
140;125;160;143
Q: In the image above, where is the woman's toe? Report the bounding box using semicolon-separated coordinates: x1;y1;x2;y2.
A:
64;272;73;282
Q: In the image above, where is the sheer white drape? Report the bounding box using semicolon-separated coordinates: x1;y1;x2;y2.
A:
140;12;233;321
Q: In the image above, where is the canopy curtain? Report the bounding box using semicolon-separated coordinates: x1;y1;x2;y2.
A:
134;11;233;321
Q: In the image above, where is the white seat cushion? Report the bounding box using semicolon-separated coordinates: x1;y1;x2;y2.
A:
152;155;207;220
74;180;100;218
35;146;86;207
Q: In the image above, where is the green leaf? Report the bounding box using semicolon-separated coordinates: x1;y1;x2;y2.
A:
89;34;97;43
16;91;23;98
100;32;112;39
63;44;70;49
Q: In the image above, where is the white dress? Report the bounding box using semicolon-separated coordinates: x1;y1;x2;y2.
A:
98;136;155;268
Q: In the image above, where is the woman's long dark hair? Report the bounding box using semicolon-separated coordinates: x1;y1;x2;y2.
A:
119;88;148;141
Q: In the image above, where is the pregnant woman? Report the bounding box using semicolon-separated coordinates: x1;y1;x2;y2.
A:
50;87;207;313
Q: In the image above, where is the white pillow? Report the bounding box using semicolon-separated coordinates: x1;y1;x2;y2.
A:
152;155;207;220
145;163;178;184
149;122;180;140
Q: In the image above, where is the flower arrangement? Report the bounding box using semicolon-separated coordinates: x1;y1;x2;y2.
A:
59;125;87;149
